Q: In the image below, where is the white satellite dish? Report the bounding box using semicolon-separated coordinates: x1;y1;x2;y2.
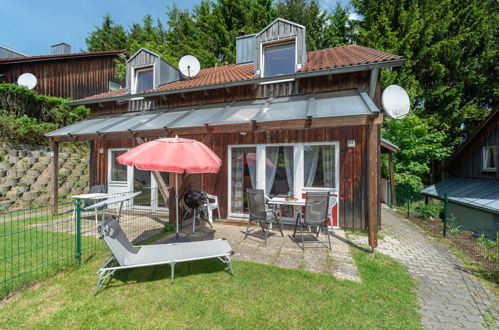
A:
179;55;200;78
381;85;410;120
17;73;37;90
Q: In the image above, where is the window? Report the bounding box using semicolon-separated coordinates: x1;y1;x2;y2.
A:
265;146;294;196
133;67;153;93
263;42;295;77
110;150;128;182
230;147;256;214
304;145;336;188
483;146;497;171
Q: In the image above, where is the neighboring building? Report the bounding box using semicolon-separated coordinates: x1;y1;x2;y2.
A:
46;18;405;248
0;44;27;59
422;106;499;239
0;44;125;99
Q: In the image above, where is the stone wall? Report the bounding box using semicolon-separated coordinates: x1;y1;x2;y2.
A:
0;144;89;210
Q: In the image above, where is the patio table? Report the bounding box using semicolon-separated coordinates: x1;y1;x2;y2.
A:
71;193;113;231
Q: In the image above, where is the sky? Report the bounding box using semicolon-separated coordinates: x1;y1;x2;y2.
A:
0;0;349;56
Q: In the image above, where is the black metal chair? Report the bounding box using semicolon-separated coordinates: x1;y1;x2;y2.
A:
245;189;284;244
84;185;108;208
292;191;332;250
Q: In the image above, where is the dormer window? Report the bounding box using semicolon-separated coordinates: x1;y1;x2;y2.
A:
133;66;153;93
263;41;296;77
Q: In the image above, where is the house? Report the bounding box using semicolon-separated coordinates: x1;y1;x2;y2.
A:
422;106;499;239
46;18;405;248
0;44;27;59
0;43;125;99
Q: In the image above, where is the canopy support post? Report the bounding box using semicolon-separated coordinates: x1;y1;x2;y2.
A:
367;124;379;248
51;139;59;214
176;173;179;240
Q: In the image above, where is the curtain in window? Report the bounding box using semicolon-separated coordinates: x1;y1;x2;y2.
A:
283;146;294;193
231;148;244;213
265;147;279;195
245;149;257;189
322;145;335;188
304;146;319;187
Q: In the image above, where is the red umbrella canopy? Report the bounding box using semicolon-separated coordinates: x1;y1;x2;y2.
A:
116;137;222;173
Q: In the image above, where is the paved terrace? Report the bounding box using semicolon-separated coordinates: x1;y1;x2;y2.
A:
157;222;361;282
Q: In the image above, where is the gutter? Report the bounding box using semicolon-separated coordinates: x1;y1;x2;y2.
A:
67;59;405;106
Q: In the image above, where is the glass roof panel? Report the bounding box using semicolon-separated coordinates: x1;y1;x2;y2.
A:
314;91;369;118
258;95;308;122
133;109;190;131
169;105;224;128
100;111;164;133
211;100;265;125
74;113;137;134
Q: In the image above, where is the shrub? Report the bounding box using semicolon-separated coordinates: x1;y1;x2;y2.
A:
414;202;443;220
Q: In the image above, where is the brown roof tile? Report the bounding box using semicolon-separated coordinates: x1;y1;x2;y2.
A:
77;45;402;103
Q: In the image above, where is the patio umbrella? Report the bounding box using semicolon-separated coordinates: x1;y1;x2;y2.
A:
116;137;222;239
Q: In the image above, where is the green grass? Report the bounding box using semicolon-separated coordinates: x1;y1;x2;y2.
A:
0;214;104;298
0;249;421;329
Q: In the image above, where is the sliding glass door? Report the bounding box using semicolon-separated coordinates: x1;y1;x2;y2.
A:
228;142;339;219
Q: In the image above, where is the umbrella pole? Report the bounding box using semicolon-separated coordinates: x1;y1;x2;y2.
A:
175;173;179;240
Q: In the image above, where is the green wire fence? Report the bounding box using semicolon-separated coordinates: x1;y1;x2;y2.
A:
1;188;170;299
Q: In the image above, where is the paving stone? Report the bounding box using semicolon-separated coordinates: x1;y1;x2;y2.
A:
350;206;499;329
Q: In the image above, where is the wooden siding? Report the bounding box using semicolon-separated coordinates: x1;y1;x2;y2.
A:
89;71;373;116
125;49;180;92
0;55;121;99
92;125;375;230
447;113;499;180
255;19;307;75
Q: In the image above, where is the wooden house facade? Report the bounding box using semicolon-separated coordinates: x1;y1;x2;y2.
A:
47;19;405;247
422;106;499;239
0;50;125;99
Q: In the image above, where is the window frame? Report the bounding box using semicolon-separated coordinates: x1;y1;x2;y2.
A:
108;148;130;185
227;141;339;220
261;39;297;78
482;145;497;172
132;65;154;94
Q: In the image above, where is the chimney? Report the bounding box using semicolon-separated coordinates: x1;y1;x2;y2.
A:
51;43;71;55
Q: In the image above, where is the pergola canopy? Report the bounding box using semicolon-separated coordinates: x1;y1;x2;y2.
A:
46;89;380;141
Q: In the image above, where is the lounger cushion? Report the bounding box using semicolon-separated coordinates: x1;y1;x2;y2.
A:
131;240;233;266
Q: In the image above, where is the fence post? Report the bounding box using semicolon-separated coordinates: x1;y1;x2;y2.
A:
443;193;448;237
75;199;82;264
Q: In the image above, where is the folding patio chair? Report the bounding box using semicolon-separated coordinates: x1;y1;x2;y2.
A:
94;216;234;295
245;189;284;244
83;184;107;208
292;191;332;250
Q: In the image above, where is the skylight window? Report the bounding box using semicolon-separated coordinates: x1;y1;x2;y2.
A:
263;42;296;77
134;67;153;93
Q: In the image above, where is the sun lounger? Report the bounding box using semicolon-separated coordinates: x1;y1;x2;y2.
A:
94;216;234;295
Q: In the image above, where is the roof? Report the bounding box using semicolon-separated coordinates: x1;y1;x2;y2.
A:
47;89;378;140
421;178;499;214
0;50;126;64
444;105;499;169
380;138;400;153
75;45;403;104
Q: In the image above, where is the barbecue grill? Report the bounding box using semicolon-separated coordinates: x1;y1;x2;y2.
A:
183;191;208;234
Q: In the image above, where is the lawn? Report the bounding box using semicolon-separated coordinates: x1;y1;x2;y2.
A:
0;248;421;329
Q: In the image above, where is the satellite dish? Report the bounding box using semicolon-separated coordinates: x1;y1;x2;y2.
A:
17;73;37;90
381;85;410;120
179;55;200;78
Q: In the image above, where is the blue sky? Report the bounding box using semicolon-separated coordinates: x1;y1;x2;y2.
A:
0;0;349;56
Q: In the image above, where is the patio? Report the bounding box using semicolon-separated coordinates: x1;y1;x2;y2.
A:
157;221;361;282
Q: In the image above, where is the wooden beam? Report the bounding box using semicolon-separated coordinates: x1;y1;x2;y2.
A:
388;152;396;206
369;68;379;99
367;123;379;248
51;140;59;214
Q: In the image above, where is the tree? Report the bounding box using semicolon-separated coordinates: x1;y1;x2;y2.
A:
85;14;128;52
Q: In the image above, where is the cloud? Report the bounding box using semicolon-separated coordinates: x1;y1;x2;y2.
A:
348;12;363;21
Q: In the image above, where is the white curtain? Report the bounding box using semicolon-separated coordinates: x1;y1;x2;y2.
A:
283;146;294;193
265;147;279;195
323;145;335;188
231;148;244;213
245;149;257;189
304;146;319;187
